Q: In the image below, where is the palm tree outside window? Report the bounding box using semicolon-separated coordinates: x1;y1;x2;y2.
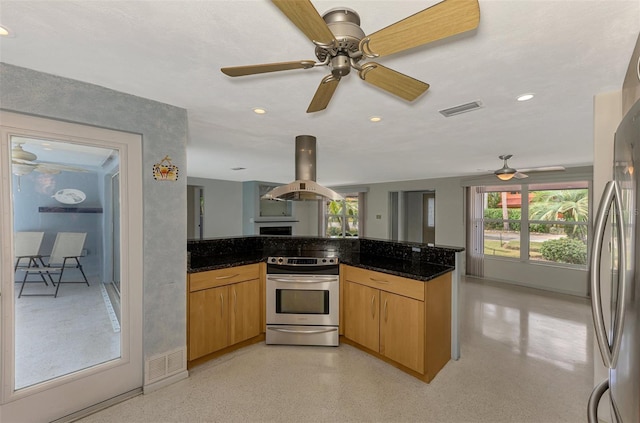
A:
324;194;360;238
481;181;589;266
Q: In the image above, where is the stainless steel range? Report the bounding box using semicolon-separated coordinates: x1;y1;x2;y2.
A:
266;256;339;346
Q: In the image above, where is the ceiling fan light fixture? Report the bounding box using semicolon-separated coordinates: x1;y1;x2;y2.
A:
12;163;35;176
495;171;515;181
494;154;517;180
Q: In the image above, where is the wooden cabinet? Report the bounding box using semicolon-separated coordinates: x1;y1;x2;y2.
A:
342;265;451;382
344;281;379;352
380;290;425;373
229;279;261;345
187;264;262;363
189;285;228;360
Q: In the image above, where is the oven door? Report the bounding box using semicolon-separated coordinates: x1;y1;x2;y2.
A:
266;274;339;326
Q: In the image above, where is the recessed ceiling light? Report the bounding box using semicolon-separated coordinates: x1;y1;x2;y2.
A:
253;108;266;115
369;116;382;122
517;93;534;102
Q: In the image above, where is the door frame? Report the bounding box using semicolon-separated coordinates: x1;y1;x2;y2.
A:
0;111;143;422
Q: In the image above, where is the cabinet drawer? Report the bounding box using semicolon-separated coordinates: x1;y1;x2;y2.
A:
344;265;424;301
189;264;260;292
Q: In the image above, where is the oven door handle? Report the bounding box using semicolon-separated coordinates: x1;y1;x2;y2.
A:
267;327;338;334
267;277;337;284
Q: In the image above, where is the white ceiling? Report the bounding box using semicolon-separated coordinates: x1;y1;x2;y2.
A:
1;1;639;186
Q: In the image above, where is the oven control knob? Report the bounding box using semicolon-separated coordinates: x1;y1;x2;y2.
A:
270;258;276;263
277;257;284;263
322;259;327;263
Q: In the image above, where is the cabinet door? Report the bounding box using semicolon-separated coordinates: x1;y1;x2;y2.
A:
380;291;425;373
189;286;229;360
230;279;261;345
344;281;380;352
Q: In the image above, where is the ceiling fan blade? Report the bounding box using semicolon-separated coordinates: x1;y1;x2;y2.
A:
514;172;529;179
12;158;34;165
358;63;429;101
36;162;89;172
360;0;480;58
272;0;336;48
518;166;566;173
221;60;316;77
307;75;340;113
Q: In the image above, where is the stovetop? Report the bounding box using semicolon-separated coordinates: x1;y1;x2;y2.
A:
267;256;339;266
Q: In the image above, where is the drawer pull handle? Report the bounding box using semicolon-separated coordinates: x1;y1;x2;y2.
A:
370;277;390;284
370;295;376;318
220;293;224;317
216;274;240;280
233;288;237;312
384;299;388;322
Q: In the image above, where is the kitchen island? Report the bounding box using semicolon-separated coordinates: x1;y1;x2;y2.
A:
187;236;463;382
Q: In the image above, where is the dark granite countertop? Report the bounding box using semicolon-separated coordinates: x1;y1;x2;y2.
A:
340;254;453;282
187;252;265;273
188;252;453;282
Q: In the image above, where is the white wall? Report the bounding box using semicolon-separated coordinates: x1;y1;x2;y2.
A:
187;177;243;238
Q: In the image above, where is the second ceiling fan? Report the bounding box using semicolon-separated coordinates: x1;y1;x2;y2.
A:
494;154;566;181
221;0;480;113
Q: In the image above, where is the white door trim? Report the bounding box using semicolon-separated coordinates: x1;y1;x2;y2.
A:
0;111;143;422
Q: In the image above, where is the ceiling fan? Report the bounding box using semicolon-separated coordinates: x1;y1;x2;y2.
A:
494;154;565;181
220;0;480;113
11;143;89;176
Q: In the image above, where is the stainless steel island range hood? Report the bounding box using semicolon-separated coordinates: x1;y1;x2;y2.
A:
261;135;343;201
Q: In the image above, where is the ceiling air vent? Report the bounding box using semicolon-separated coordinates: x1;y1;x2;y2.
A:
439;100;483;117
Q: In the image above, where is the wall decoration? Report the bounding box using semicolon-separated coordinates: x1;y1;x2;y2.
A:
52;188;86;204
153;155;179;181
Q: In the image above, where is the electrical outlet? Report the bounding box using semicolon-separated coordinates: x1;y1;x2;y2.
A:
412;247;421;252
376;214;382;219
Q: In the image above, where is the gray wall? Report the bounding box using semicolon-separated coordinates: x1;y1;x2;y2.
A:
366;176;465;248
1;63;188;364
187;177;243;238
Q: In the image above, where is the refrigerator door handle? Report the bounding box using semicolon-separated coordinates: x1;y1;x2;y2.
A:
610;180;627;369
587;379;610;423
590;180;626;368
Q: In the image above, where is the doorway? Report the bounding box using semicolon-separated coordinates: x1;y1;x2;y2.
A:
187;185;204;239
389;190;436;244
423;192;436;244
0;111;143;422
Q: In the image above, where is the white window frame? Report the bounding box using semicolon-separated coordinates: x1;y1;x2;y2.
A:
480;181;590;268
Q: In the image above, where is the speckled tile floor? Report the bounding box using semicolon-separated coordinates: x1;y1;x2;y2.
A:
79;276;594;423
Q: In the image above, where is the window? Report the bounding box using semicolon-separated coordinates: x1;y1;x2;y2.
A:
528;182;589;265
480;181;589;267
483;187;523;258
324;193;362;238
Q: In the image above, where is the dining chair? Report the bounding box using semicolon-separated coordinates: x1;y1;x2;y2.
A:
23;232;90;298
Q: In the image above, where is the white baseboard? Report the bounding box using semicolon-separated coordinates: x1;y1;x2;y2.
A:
143;370;189;394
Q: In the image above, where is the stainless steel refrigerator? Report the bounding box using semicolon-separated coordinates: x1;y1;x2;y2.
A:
588;97;640;423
